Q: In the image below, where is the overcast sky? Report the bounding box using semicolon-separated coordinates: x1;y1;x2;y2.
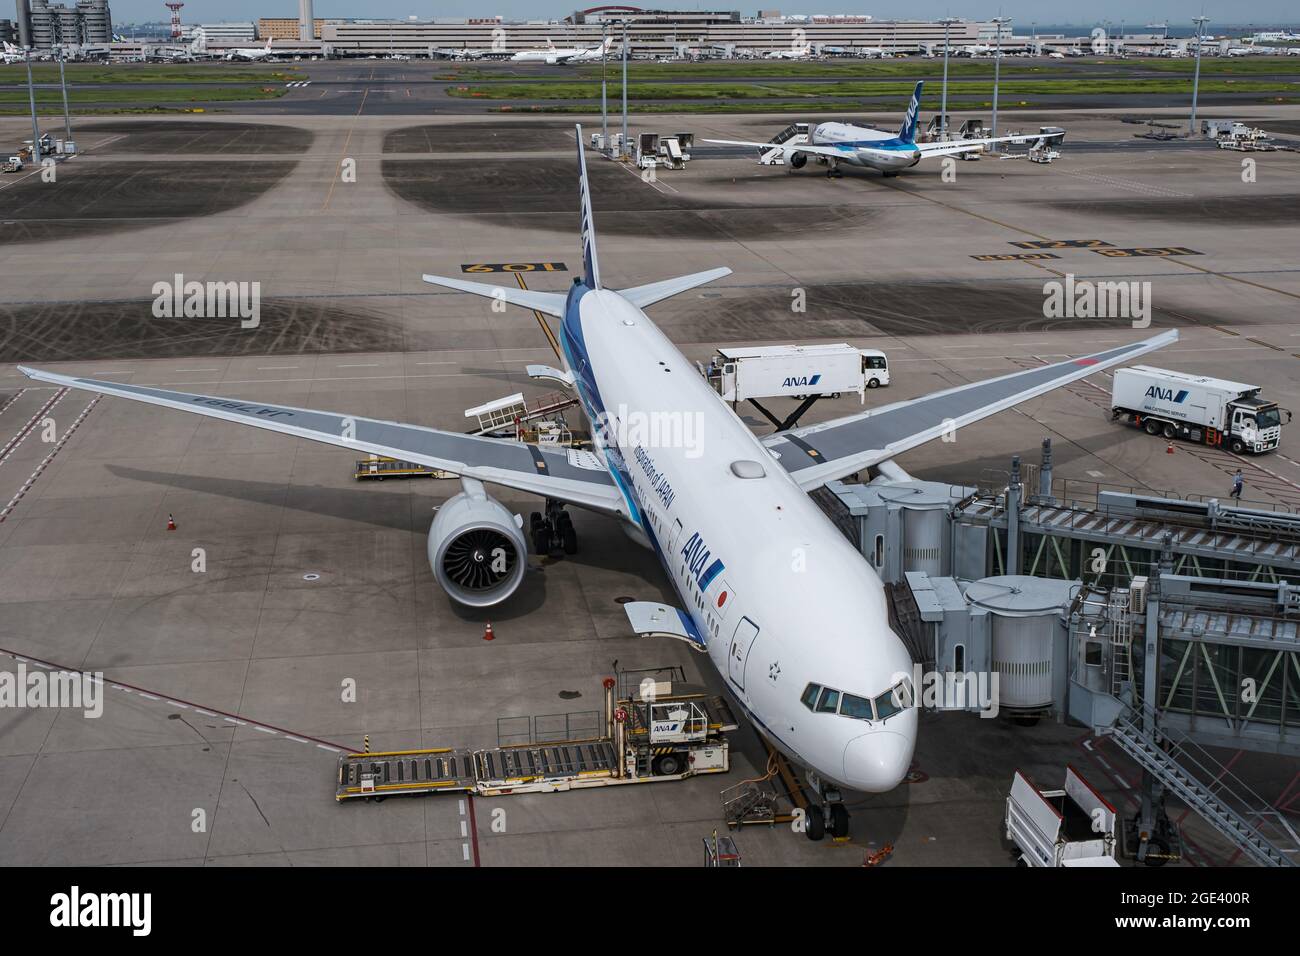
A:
106;3;1297;28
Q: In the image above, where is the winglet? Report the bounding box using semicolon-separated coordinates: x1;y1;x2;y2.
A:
575;124;601;290
898;80;923;144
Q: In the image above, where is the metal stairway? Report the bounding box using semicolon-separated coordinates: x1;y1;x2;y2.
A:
1106;708;1298;867
759;122;809;165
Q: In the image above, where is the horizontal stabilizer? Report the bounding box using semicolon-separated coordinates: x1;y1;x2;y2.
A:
618;267;732;309
623;601;707;650
422;273;566;318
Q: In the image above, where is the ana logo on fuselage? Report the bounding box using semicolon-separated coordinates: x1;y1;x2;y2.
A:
681;531;725;592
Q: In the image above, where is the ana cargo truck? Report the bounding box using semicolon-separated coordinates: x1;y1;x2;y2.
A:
1005;766;1119;867
708;344;888;405
1111;366;1288;454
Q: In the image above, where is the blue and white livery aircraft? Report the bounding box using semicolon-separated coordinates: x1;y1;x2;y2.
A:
19;127;1173;839
706;80;1052;176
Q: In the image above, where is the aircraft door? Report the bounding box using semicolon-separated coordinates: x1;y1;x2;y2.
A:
728;617;760;691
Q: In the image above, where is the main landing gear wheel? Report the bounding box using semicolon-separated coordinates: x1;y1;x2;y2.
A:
531;501;579;557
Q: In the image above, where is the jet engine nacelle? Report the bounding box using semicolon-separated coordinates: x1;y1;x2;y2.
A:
428;478;526;607
790;151;808;169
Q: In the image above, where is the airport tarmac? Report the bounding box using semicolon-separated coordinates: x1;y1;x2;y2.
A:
0;109;1297;865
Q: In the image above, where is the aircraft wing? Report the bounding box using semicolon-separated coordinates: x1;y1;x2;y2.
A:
915;134;1056;158
703;138;851;161
422;274;566;317
16;367;627;517
761;331;1177;491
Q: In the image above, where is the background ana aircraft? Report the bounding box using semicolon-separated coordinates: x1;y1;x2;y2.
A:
19;127;1173;840
707;80;1060;176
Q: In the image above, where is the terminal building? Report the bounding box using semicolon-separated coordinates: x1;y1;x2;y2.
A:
185;21;257;44
14;0;112;49
318;11;1004;58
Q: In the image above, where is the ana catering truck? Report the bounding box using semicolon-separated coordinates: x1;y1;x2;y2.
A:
1111;366;1288;454
708;344;889;404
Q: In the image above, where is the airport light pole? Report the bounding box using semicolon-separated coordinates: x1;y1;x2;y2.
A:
57;53;72;148
601;21;609;156
24;49;41;167
1189;16;1210;136
620;19;629;160
938;17;958;140
990;16;1010;141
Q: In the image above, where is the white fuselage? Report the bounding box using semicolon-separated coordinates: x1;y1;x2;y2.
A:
512;46;598;64
811;121;922;172
561;286;918;793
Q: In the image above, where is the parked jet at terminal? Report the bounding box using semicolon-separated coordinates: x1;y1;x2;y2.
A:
705;80;1059;176
226;40;276;61
510;37;612;64
19;128;1174;840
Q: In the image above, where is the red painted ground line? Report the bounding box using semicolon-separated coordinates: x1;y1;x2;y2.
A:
0;387;66;465
0;395;100;522
466;793;482;867
0;646;354;753
0;387;27;418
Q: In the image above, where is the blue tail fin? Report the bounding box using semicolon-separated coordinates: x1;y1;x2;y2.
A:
897;80;923;143
574;125;601;289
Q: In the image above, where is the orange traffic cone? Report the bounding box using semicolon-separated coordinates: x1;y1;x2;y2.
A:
166;513;177;531
1166;441;1175;455
483;621;494;641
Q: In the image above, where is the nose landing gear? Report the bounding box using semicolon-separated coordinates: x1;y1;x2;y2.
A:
804;774;851;840
529;498;578;557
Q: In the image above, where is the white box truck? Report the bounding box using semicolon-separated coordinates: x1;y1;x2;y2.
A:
1111;366;1288;454
1005;767;1119;867
709;344;888;404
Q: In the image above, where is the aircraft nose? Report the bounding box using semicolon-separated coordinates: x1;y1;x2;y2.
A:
843;731;913;792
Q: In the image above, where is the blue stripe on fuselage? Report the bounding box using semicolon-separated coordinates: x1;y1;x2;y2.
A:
560;282;642;527
829;136;917;152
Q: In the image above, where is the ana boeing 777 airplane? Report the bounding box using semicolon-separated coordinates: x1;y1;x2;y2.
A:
706;80;1058;176
18;127;1174;839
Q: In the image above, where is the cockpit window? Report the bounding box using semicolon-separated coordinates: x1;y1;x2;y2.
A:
874;680;912;721
839;693;873;720
874;690;902;721
815;687;840;714
800;683;820;711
